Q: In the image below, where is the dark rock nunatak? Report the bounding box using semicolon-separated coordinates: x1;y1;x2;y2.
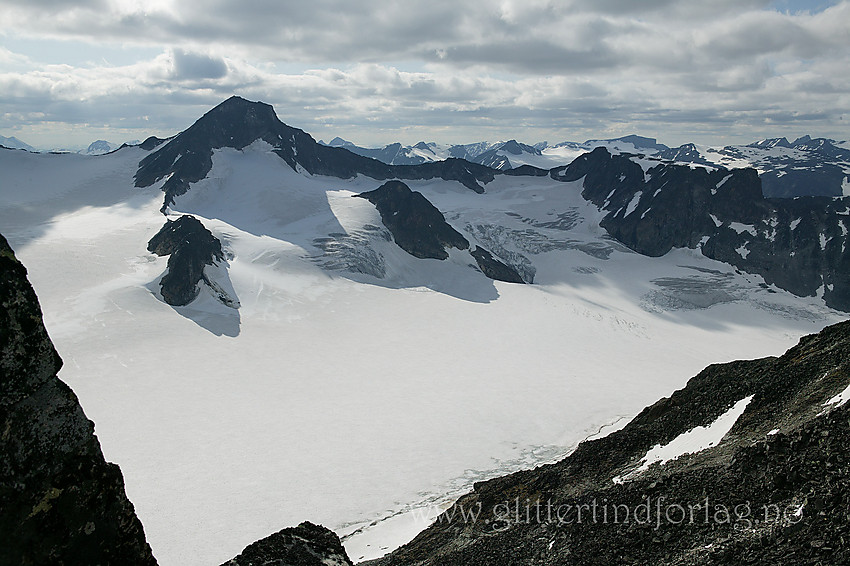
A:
147;214;225;306
355;180;470;260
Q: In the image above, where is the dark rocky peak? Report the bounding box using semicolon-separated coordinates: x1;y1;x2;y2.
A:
552;146;648;187
136;97;496;210
792;134;813;146
355;180;469;260
499;140;540;156
657;143;716;166
374;320;850;566
327;136;355;148
139;136;168;151
791;136;850;160
473;140;542;170
147;215;231;307
412;141;435;153
222;521;353;566
135;96;311;209
1;234;157;565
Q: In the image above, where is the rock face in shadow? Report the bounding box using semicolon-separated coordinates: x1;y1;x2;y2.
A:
135;96;495;211
355;180;470;260
373;319;850;566
470;246;526;283
221;521;353;566
147;215;228;306
0;234;157;566
553;147;850;311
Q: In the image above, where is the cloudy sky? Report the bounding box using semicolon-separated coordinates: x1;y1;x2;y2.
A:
1;0;848;150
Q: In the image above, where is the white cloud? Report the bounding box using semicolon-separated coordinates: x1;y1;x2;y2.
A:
0;1;848;147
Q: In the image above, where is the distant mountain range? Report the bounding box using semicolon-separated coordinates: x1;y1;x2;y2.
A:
5;127;848;199
0;137;137;154
322;134;850;199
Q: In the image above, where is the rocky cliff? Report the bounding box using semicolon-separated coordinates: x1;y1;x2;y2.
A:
0;233;158;565
554;147;850;311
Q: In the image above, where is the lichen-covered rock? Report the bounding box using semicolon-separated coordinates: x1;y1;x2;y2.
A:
221;521;353;566
0;233;157;566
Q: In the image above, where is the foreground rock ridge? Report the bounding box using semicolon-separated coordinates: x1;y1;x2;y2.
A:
222;521;353;566
0;234;157;565
373;319;850;565
554;147;850;311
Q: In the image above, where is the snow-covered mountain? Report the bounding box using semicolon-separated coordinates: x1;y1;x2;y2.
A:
1;96;848;566
0;135;36;152
82;139;122;155
649;136;850;198
332;133;850;200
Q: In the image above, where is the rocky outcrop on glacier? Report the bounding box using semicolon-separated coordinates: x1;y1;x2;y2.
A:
147;214;238;308
355;180;470;260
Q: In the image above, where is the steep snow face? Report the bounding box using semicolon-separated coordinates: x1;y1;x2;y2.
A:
0;141;843;566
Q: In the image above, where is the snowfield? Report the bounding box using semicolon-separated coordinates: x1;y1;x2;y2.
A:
0;143;843;565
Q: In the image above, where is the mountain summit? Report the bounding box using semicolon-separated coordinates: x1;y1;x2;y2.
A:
135;96;496;211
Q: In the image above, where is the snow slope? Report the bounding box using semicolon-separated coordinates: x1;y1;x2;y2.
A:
0;142;843;565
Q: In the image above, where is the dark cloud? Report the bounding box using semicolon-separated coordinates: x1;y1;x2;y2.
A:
170;49;228;80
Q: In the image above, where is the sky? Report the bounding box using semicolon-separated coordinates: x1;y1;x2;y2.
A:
1;0;848;150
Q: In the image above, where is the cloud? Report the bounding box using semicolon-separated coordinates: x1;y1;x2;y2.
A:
169;49;228;80
0;1;848;147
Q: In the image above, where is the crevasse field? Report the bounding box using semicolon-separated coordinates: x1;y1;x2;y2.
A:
1;142;842;565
